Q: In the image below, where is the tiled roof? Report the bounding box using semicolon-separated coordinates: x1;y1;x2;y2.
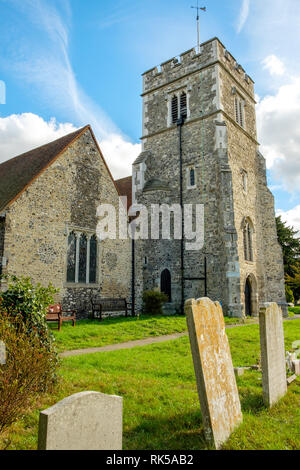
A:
0;126;89;213
115;176;132;210
143;178;171;192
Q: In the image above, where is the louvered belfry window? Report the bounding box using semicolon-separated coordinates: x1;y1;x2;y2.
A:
235;96;244;128
171;95;179;124
180;92;187;119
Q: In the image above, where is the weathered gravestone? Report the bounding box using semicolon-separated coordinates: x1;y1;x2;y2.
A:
185;298;243;450
259;303;287;407
38;391;123;450
0;341;6;365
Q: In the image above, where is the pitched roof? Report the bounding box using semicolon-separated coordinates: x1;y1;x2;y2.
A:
115;176;132;210
133;150;151;166
143;178;171;192
0;125;119;213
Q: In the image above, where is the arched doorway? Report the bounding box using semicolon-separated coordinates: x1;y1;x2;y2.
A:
161;269;171;302
244;277;252;316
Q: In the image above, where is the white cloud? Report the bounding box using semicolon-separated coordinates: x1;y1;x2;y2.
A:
262;55;285;76
237;0;250;33
0;113;141;180
0;113;77;162
276;206;300;235
100;134;141;180
256;77;300;192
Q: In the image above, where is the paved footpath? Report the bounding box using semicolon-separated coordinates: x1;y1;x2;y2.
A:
60;315;300;358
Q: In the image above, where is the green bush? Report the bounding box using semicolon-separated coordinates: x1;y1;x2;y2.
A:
285;284;295;304
142;290;169;315
0;275;58;350
0;311;59;438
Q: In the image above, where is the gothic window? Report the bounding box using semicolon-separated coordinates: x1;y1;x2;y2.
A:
234;95;244;128
187;166;196;188
66;231;98;284
190;168;195;187
242;170;248;193
89;235;97;284
180;92;187;119
243;219;253;262
170;90;188;125
161;269;172;302
171;95;179;124
79;234;87;283
67;232;76;283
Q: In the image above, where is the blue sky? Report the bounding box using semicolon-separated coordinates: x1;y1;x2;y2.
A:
0;0;299;231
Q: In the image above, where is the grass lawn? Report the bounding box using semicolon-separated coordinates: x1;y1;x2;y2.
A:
1;320;300;450
289;306;300;316
50;314;257;353
50;315;188;352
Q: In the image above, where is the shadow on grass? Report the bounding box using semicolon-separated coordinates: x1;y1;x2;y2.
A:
124;410;210;450
239;389;265;414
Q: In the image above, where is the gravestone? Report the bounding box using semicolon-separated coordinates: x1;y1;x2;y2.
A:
185;298;243;450
259;303;287;407
38;391;123;450
0;341;6;365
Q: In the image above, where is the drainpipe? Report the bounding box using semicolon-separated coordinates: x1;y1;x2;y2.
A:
131;237;135;317
177;116;185;315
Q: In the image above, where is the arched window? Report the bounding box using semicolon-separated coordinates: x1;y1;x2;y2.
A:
161;269;172;302
180;92;187;119
171;96;179;124
79;233;87;283
67;232;77;283
89;235;97;284
234;95;244;127
243;219;253;261
242;171;248;193
66;231;98;284
189;167;195;187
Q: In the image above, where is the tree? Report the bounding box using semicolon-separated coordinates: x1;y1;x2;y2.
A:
276;216;300;277
286;265;300;302
276;216;300;301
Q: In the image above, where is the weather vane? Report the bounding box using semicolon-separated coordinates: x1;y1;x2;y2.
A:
191;1;206;53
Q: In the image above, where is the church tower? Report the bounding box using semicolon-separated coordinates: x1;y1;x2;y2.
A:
132;37;287;317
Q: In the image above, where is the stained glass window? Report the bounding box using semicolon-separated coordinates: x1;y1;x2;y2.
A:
67;232;76;283
79;233;87;283
67;231;98;284
89;235;97;284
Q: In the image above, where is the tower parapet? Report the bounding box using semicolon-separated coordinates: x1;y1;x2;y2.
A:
142;37;255;99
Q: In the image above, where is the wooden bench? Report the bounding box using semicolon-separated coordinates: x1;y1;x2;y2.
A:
90;297;132;321
46;304;76;331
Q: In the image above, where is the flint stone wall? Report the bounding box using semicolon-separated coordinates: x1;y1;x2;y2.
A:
1;129;131;314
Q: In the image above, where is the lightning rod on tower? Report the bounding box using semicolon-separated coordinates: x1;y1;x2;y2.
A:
191;2;206;53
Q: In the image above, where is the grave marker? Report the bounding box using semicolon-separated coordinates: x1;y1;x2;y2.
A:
38;391;123;450
185;297;242;450
259;303;287;406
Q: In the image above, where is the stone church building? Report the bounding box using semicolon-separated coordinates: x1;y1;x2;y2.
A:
0;37;287;318
0;126;131;313
132;37;287;317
